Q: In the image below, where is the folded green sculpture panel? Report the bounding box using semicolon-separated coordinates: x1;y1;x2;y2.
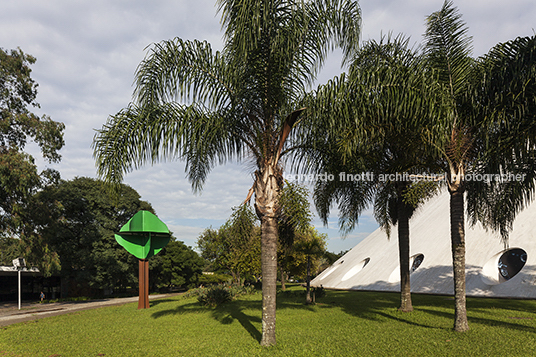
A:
115;210;170;308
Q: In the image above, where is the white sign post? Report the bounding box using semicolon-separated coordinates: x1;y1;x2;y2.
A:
12;258;26;310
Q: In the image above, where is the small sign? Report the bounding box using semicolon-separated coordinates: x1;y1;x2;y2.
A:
12;258;25;268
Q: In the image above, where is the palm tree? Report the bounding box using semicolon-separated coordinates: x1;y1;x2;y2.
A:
423;1;536;331
92;0;361;346
301;35;442;312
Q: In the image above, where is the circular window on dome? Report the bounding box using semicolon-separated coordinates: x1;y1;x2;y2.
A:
481;247;528;285
410;254;424;273
498;248;527;281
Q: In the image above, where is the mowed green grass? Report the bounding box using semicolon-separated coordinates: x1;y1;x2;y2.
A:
1;287;536;356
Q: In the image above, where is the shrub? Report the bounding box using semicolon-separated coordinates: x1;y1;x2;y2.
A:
197;285;232;307
187;283;257;307
312;286;326;299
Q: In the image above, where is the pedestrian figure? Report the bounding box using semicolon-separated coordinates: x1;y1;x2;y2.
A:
40;291;45;303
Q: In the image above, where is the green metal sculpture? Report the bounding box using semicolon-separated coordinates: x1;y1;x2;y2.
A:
115;210;170;309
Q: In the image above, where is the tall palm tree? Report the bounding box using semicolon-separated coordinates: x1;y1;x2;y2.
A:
423;1;536;331
422;0;474;332
301;35;442;312
92;0;361;346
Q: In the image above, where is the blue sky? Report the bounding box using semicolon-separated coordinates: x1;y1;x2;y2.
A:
1;0;535;252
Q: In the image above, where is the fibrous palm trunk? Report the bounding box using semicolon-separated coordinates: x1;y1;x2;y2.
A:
449;188;469;331
260;215;278;346
254;163;282;347
397;195;413;312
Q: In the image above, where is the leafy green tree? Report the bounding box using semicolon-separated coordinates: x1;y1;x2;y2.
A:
0;48;64;163
0;237;22;265
422;1;536;331
150;239;204;290
197;228;225;273
25;177;154;297
0;47;64;261
277;181;313;290
197;205;261;284
93;0;361;346
293;227;326;304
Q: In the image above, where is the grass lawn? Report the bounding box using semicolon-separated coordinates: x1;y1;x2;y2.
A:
1;286;536;356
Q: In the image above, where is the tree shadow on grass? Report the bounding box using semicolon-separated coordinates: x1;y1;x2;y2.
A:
210;302;263;342
319;289;536;333
149;298;179;308
415;304;536;333
150;287;536;340
150;291;329;342
151;298;265;341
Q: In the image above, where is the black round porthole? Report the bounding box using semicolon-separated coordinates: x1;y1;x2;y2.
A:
498;248;527;280
411;254;424;273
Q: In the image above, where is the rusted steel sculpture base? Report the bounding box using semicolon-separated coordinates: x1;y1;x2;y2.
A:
138;259;150;309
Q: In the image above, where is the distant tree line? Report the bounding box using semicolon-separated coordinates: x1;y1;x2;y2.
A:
0;176;204;297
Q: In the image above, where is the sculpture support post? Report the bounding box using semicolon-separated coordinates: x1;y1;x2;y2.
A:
138;259;150;309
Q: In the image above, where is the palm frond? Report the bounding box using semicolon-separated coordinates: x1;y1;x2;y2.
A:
92;102;241;192
424;1;473;99
134;39;235;110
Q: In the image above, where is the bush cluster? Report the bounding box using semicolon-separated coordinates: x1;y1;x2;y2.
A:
187;283;257;307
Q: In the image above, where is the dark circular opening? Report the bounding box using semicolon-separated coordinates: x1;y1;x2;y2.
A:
362;257;370;269
498;248;527;280
411;254;424;273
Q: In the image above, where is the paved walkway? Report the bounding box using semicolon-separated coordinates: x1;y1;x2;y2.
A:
0;294;178;327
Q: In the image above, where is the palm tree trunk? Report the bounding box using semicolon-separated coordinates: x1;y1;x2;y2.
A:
254;164;282;347
280;268;286;291
260;214;278;346
397;196;413;312
449;189;469;332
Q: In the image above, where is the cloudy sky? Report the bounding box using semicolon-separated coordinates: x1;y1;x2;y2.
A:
1;0;535;253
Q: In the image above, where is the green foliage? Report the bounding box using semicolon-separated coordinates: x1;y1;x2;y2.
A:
0;48;64;253
92;1;362;345
150;240;205;289
305;34;444;238
196;285;232;307
280;226;327;281
279;181;313;234
23;176;154;295
0;48;64;163
278;182;321;284
0;236;22;265
197;205;261;284
188;283;257;307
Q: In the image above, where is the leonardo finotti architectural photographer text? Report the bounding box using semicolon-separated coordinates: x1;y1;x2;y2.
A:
285;172;527;183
